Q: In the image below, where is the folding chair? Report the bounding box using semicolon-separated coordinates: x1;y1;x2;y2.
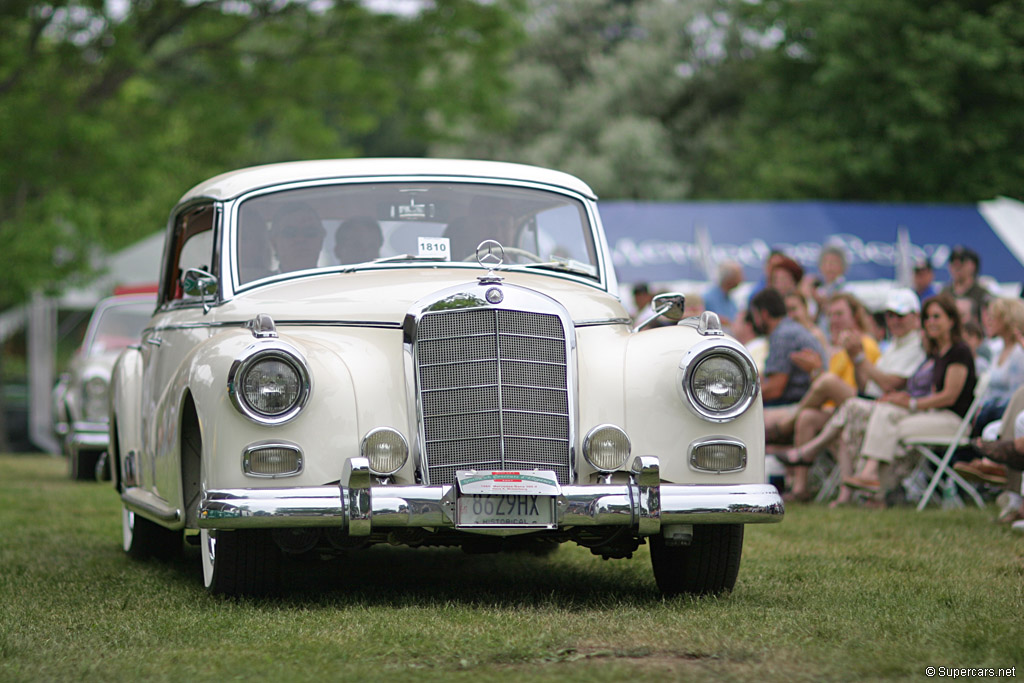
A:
905;372;990;511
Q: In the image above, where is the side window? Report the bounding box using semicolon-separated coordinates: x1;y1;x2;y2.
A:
161;203;217;305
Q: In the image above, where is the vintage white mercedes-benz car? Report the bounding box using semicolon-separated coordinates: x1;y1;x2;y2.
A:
110;158;782;596
54;293;154;480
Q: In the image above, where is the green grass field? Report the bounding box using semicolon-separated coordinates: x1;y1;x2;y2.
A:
1;453;1022;682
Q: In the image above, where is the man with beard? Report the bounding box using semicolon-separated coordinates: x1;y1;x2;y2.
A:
749;288;826;408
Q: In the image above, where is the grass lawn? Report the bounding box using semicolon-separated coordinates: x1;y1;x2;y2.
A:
1;452;1022;682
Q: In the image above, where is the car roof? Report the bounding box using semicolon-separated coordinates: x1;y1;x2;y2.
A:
177;158;598;206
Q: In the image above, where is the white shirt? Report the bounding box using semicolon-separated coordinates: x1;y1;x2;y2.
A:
864;330;926;398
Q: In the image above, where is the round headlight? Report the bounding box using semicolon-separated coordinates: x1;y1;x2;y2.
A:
679;340;758;422
583;425;631;473
690;355;746;412
228;344;311;425
83;376;109;421
242;357;301;416
362;428;408;476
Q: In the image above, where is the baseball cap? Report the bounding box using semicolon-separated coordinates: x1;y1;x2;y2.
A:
885;288;921;316
912;257;932;272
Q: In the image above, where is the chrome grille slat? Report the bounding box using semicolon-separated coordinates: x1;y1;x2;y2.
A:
416;307;571;485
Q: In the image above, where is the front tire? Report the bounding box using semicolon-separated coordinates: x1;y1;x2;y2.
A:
201;529;281;596
122;507;182;560
650;524;744;596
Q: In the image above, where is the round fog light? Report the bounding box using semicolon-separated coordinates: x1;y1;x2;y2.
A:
362;428;409;476
583;425;631;472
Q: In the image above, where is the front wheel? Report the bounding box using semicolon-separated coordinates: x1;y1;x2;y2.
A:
201;529;281;596
71;449;100;481
649;524;744;596
122;507;182;560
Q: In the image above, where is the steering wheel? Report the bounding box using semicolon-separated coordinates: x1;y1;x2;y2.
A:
461;247;544;264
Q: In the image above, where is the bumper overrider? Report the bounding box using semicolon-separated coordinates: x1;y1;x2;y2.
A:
196;456;784;535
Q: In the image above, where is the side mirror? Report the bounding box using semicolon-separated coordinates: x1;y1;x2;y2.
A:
182;268;218;313
652;292;686;322
634;292;686;332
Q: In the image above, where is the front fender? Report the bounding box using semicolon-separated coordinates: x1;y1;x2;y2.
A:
624;325;765;484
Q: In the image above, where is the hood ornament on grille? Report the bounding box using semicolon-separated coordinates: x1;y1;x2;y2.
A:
475;239;504;285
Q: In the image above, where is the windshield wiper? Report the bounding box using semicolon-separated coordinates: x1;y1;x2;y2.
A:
338;254;449;272
518;256;598;278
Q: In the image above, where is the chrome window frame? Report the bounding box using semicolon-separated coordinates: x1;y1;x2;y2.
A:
216;175;616;302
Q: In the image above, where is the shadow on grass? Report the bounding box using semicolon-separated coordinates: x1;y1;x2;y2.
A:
147;541;671;608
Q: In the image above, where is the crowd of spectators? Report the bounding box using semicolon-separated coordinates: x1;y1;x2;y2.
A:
690;243;1024;524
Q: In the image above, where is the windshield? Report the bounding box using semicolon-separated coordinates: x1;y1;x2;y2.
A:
234;182;598;285
85;302;153;355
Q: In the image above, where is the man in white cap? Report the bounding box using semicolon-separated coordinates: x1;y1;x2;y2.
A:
853;288;927;397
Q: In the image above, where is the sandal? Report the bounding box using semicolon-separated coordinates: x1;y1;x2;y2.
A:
776;446;815;467
972;438;1024;468
843;475;880;492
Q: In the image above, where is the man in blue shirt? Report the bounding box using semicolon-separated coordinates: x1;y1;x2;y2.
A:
750;288;826;407
703;261;743;330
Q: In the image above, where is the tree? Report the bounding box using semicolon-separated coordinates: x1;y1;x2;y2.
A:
0;0;523;310
701;0;1024;201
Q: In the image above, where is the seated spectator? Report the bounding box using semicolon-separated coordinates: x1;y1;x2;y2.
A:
967;383;1024;526
750;288;826;408
334;216;383;264
842;294;976;502
971;298;1024;436
913;256;940;305
941;245;990;327
775;289;927;505
703;261;743;329
270;203;326;274
764;291;883;446
769;255;804;299
800;244;849;342
784;292;828;352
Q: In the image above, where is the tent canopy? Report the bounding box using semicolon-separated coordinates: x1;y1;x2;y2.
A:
601;198;1024;289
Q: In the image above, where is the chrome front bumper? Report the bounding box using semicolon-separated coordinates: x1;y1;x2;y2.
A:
68;420;109;453
196;456;784;535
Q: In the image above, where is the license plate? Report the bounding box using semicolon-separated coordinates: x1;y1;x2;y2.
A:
454;470;560;529
457;494;555;528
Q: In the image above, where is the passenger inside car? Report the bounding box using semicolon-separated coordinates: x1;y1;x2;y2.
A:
269;203;326;273
334;216;384;264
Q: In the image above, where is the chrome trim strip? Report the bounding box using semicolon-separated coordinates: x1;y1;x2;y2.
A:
150;319;403;333
122;487;181;523
198;483;783;529
574;318;631;327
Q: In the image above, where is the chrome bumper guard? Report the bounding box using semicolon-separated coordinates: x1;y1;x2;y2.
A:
198;456;784;534
68;421;109;453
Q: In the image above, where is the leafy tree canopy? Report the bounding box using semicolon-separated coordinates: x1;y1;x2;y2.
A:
0;0;522;309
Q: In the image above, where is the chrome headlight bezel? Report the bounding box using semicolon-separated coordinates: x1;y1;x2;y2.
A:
361;427;409;476
227;342;312;425
678;338;759;422
582;424;631;473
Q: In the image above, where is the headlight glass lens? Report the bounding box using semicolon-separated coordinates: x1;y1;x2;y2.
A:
83;377;109;421
241;357;302;416
689;355;745;413
583;425;631;472
362;428;408;476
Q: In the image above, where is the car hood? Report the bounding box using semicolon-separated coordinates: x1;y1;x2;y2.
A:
216;269;628;325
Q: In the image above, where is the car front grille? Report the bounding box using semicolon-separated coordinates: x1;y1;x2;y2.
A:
416;308;571;485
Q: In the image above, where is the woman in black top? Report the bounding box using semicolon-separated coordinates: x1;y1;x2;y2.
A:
844;294;976;492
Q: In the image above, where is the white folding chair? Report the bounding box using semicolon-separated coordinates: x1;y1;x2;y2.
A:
905;372;990;511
